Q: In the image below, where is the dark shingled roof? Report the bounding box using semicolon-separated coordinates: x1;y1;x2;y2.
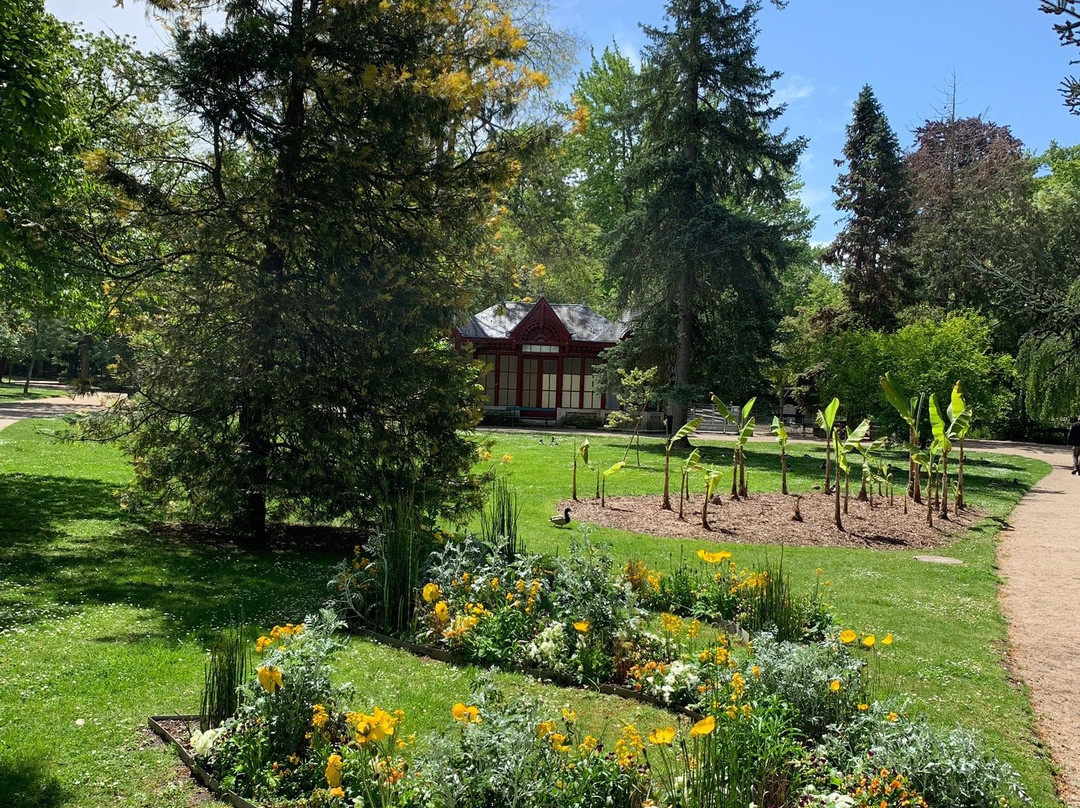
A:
458;301;629;344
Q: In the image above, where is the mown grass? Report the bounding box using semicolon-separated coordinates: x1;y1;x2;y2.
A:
0;381;62;402
472;429;1058;806
0;421;1060;807
0;420;674;808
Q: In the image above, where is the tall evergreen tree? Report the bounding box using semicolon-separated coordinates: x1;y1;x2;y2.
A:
609;0;804;432
84;0;548;541
824;85;914;331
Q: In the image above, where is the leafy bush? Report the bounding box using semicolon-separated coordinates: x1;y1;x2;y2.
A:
745;631;869;741
821;703;1030;808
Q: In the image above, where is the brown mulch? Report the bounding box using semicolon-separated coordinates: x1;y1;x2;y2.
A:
560;491;982;550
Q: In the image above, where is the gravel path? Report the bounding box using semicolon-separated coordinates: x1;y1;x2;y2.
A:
0;393;113;431
964;439;1080;806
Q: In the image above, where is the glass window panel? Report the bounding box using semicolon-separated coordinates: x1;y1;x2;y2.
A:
541;358;557;408
497;355;517;406
583;360;602;409
523;343;558;353
561;357;582;408
522;358;538;407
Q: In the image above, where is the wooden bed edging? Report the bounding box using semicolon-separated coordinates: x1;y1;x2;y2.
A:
148;715;260;808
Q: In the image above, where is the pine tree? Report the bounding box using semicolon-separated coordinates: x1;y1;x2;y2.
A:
824;85;914;331
609;0;804;432
83;0;547;541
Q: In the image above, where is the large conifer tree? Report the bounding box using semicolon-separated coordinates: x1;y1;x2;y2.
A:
824;85;914;331
609;0;804;431
86;0;547;541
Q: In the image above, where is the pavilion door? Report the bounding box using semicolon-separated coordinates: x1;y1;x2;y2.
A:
521;357;558;408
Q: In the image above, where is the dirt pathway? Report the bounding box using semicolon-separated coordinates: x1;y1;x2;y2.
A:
0;394;113;432
962;439;1080;806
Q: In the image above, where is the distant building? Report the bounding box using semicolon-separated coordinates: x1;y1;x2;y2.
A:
454;298;629;425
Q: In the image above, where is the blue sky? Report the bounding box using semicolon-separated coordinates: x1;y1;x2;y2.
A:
46;0;1080;243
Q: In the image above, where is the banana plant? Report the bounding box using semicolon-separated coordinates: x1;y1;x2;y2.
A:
770;416;790;495
712;395;756;499
601;460;625;508
880;373;926;504
947;383;972;511
931;387;971;519
664;417;702;510
572;439;590;502
816;397;840;494
679;448;701;521
836;419;871;518
853;434;887;507
911;444;935;527
689;457;724;530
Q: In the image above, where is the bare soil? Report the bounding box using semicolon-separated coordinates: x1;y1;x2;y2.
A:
562;490;980;550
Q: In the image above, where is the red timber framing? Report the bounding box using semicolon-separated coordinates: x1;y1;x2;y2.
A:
453;298;625;421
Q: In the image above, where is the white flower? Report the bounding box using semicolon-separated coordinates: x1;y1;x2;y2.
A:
190;726;226;758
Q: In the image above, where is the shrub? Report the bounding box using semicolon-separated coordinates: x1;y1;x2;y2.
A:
822;704;1030;808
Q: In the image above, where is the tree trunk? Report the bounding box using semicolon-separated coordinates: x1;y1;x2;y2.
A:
781;451;788;495
78;333;92;393
678;470;686;520
573;455;578;502
23;355;35;395
738;448;747;498
730;448;739;500
843;472;849;515
858;474;868;502
662;450;671;510
824;441;832;493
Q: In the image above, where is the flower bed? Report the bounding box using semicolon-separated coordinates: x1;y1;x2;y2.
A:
169;609;1030;808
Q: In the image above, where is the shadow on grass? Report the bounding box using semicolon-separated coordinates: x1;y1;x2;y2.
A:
0;754;68;808
0;473;361;639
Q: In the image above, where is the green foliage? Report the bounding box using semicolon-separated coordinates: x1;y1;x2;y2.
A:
823;85;914;331
77;0;548;540
740;556;830;643
480;476;522;561
825;704;1030;808
747;632;869;741
200;624;250;732
609;0;806;424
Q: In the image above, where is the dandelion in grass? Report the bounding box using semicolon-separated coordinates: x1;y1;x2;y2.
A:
648;726;675;745
882;633;894;646
502;453;513;464
862;634;876;648
690;715;715;737
422;582;441;603
839;629;857;644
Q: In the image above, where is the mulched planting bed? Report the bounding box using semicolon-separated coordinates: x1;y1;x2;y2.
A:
563;491;983;549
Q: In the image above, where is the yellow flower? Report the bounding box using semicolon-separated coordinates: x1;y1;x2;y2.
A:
648;727;676;746
660;612;683;634
697;549;732;564
561;707;577;723
578;734;598;753
858;703;869;711
257;665;283;693
480;450;493;462
623;724;643;749
255;636;272;654
862;634;876;648
751;665;761;679
839;629;857;644
550;732;570;752
434;601;449;622
882;633;894;646
312;704;329;730
687;619;701;638
328;786;345;799
573;620;590;633
325;753;342;788
502;453;513;464
690;715;715;737
887;711;898;722
452;702;481;723
830;679;841;692
536;720;557;738
422;582;441;603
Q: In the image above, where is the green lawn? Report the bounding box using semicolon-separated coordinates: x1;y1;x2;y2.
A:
0;422;1061;807
0;382;64;402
